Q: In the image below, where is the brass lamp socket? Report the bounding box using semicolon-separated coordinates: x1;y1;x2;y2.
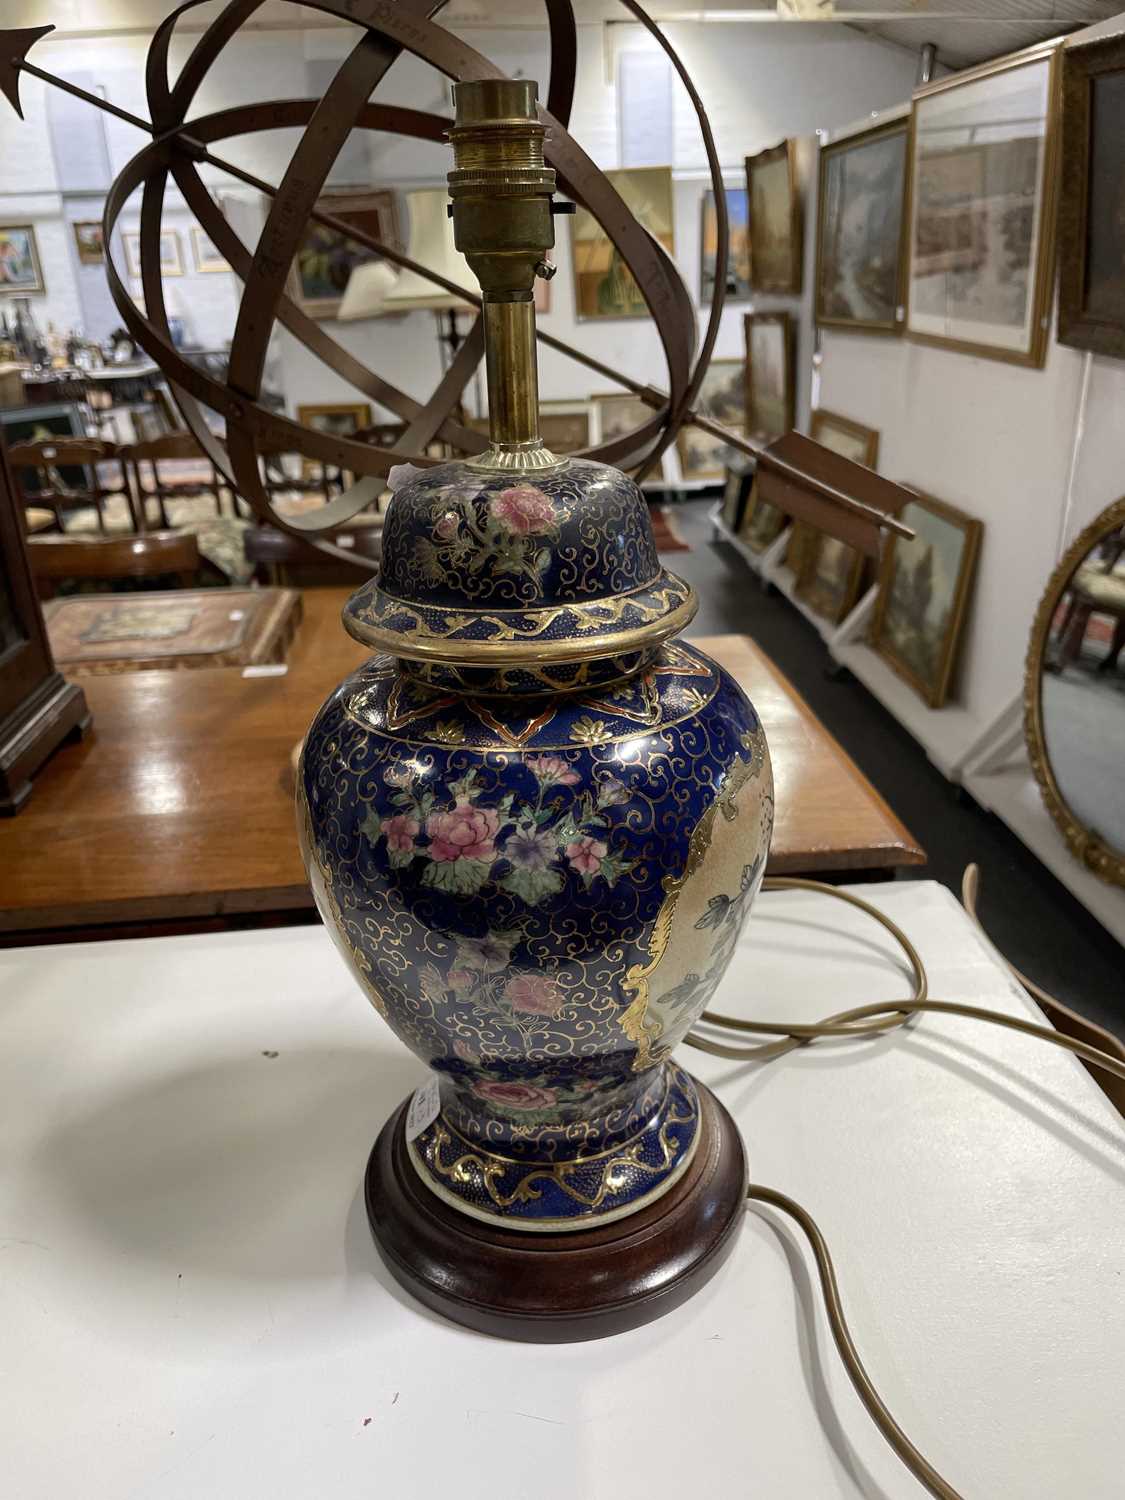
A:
447;79;556;300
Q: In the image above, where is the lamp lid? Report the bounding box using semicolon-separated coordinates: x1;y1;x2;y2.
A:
341;457;695;669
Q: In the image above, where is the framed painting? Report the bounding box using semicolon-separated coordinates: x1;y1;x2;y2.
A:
591;391;659;471
870;490;983;708
1057;34;1125;359
796;531;867;626
296;401;372;480
72;221;105;266
738;479;786;555
720;464;752;533
570;167;675;320
191;226;230;274
798;409;880;622
700;187;752;304
905;41;1062;367
538;402;591;455
746;141;802;294
288;190;398;319
743;312;794;445
675;358;747;481
816;117;908;334
0;225;45;295
809;408;879;469
124;230;183;279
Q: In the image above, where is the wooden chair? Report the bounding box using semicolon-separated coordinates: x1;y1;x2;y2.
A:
121;431;232;528
8;437;138;534
243;522;381;588
28;531;201;599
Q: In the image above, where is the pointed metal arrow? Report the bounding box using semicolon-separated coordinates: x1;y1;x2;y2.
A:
0;25;54;120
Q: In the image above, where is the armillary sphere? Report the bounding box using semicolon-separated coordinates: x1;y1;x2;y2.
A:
2;0;738;566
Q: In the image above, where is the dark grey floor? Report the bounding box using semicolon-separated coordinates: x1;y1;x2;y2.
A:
668;497;1125;1043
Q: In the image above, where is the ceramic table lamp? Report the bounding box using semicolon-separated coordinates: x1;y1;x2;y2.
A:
298;78;773;1340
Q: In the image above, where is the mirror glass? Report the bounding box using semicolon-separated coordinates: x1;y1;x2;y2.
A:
1039;516;1125;865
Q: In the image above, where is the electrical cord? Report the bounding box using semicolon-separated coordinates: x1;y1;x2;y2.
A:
686;868;1125;1500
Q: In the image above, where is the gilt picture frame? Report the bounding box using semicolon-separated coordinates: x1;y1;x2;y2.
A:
797;409;881;623
738;479;786;555
296;401;372;480
816;116;908;335
744;311;794;445
72;221;105;267
870;489;983;709
746;141;802;295
700;187;752;304
675;358;747;481
124;229;182;279
1057;33;1125;359
570;167;675;321
0;225;45;295
905;40;1062;368
809;408;879;470
191;226;230;274
287;190;398;320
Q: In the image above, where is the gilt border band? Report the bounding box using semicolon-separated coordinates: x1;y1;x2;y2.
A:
342;571;698;666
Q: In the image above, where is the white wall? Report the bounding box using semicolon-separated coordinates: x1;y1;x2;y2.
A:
0;19;919;416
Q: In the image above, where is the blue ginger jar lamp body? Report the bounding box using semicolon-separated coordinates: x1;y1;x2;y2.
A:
297;79;772;1336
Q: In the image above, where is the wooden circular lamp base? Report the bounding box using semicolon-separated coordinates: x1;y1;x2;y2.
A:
365;1077;747;1342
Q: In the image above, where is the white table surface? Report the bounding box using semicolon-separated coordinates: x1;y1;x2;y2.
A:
1;880;1121;1499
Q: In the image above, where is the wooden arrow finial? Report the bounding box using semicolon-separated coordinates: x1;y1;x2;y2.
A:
1;25;55;119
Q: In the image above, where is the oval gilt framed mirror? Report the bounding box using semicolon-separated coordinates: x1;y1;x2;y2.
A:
1025;495;1125;886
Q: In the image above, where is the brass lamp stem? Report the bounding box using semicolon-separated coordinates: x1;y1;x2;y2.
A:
447;78;563;473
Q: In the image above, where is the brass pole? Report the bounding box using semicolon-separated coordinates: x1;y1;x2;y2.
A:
446;78;562;472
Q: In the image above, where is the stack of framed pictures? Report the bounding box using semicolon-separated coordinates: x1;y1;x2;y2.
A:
815;40;1064;371
794;411;880;626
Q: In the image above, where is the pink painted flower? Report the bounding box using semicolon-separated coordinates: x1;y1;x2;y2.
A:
504;974;565;1018
565;835;608;876
474;1079;557;1111
381;812;419;853
434;509;461;542
453;1038;480;1064
489;485;555;536
447;968;475;993
525;754;580;786
426;800;500;863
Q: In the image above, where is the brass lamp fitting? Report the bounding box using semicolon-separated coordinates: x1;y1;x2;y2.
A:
447;79;563;471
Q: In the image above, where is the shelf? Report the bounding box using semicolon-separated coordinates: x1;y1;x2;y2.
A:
965;752;1125;946
830;639;991;782
761;560;838;644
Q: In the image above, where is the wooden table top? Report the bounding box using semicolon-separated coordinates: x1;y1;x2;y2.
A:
0;594;923;937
